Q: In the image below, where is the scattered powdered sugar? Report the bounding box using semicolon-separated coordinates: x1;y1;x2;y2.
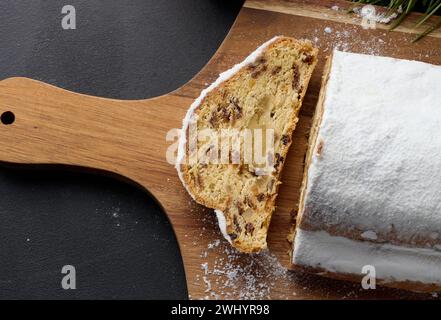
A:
201;262;209;274
208;239;221;249
203;276;212;293
94;205;124;227
196;239;296;300
109;207;122;227
310;25;407;56
353;5;402;25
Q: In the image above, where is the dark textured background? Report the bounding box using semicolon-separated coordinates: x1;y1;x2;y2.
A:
0;0;243;299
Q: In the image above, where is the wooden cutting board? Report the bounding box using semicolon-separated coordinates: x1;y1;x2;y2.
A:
0;0;440;299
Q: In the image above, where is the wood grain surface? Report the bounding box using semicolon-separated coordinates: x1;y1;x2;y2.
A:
0;0;440;299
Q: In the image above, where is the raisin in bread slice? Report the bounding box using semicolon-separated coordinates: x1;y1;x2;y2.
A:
176;36;318;253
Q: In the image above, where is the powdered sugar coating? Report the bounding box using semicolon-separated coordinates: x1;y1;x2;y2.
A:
301;50;441;246
294;50;441;287
294;229;441;285
215;210;232;244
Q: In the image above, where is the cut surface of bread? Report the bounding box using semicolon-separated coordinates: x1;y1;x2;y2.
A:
177;36;318;253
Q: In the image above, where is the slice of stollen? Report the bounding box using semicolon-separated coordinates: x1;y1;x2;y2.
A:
176;36;318;253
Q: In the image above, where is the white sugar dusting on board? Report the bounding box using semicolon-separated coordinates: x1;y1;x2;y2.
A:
353;5;402;25
197;239;295;300
311;24;411;56
311;4;421;57
184;212;296;300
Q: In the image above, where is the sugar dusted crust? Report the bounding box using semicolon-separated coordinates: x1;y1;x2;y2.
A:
176;36;318;253
176;36;284;202
292;50;441;293
293;229;441;293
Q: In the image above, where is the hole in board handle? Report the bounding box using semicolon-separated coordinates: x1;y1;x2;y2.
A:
1;111;15;125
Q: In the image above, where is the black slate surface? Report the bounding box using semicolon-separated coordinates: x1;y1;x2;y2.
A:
0;0;243;299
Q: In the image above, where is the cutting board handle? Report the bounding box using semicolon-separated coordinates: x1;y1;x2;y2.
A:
0;77;177;185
